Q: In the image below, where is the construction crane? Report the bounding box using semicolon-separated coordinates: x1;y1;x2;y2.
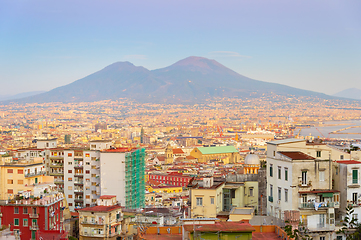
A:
315;128;326;139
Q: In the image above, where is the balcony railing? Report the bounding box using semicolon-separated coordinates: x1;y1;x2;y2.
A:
299;202;335;209
29;225;39;230
74;181;84;185
81;220;105;225
308;223;335;232
268;196;273;202
81;232;104;237
29;213;39;218
25;171;46;178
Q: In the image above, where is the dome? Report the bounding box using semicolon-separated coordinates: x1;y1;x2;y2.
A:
244;153;260;165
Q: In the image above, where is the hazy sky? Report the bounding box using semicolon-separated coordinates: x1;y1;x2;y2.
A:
1;0;360;95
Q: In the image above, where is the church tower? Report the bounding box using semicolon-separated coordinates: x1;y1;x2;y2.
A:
165;144;173;164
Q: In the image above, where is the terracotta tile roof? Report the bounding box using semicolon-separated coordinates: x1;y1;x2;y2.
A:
77;204;121;212
337;160;361;164
183;221;255;233
143;234;182;240
299;189;340;194
253;232;281;239
279;151;315;160
173;148;185;154
100;195;116;199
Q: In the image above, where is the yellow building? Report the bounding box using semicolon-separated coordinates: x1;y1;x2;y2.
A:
78;195;123;240
190;146;240;164
189;177;259;219
147;185;182;194
0;155;54;200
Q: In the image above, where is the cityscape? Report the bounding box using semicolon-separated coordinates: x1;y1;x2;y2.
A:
1;1;361;240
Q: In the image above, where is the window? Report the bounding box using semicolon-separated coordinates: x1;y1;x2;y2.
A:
249;187;254;197
273;151;275;157
284;168;288;181
17;169;23;174
14;218;19;226
278;166;281;179
270;184;273;198
336;236;343;240
285;189;288;202
353;192;358;204
23;207;28;214
353;169;358;184
68;153;72;157
85;153;90;157
86;162;90;165
317;151;321;158
7;179;13;184
210;197;215;204
14;207;19;214
352;214;358;220
23;219;28;227
7;189;13;194
18;180;23;184
68;170;72;173
68;203;73;206
319;171;325;182
302;171;307;185
270;164;273;177
278;187;281;201
196;197;203;206
7;169;13;173
320;237;325;240
68;162;72;165
340;155;344;160
86;195;90;199
86;170;90;174
68;178;72;181
68;186;73;190
68;195;73;199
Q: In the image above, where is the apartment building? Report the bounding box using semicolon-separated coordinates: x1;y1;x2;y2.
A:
0;156;52;200
188;176;258;218
333;160;361;223
78;195;123;240
0;193;65;240
100;148;146;209
267;139;341;240
64;149;100;211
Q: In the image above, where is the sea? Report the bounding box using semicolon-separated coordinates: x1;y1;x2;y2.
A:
299;120;361;140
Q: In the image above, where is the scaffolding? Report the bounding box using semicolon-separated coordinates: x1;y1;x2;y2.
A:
125;148;146;209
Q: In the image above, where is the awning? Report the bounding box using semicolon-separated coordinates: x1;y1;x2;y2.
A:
318;192;333;198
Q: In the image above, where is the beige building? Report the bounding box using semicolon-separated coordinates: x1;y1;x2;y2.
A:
78;195;123;240
189;177;259;219
190;146;240;164
267;139;341;240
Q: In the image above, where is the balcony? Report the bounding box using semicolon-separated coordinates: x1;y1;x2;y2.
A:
30;225;39;230
50;172;64;176
54;179;64;184
81;220;105;225
299;202;336;209
29;213;39;218
268;196;273;202
308;223;335;232
50;163;63;168
74;181;84;185
74;173;84;177
81;232;105;238
74;199;84;203
74;165;84;169
74;190;83;194
25;171;46;178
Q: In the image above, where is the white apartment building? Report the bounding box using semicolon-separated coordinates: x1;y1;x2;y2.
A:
64;149;101;211
333;160;361;224
267;139;341;240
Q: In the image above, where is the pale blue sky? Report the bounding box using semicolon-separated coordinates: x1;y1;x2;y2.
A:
1;0;360;95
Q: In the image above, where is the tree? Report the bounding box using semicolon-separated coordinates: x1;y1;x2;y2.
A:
337;206;361;240
284;221;312;240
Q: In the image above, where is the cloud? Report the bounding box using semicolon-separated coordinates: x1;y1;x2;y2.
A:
123;54;147;60
208;51;251;58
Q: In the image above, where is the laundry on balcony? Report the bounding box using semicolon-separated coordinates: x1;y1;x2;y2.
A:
312;200;327;211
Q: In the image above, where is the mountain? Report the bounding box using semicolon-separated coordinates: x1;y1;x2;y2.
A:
333;88;361;100
8;56;333;104
0;91;46;101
